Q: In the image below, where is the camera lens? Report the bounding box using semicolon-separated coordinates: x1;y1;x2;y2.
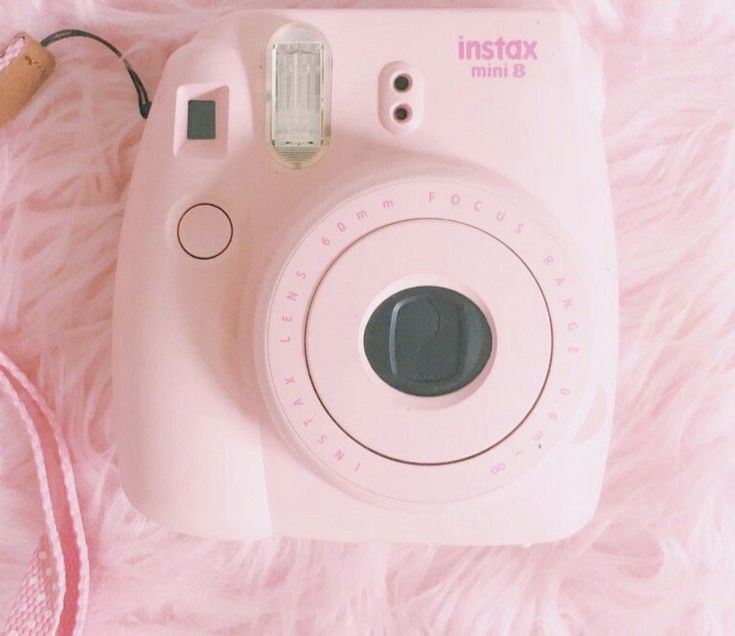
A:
364;286;493;397
393;105;411;122
393;74;411;92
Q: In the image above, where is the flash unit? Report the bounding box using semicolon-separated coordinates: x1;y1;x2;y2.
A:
266;24;332;168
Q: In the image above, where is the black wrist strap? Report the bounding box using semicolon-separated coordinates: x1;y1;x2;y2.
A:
41;28;152;119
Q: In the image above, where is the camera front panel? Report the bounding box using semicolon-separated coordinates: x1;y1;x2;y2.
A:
114;7;615;541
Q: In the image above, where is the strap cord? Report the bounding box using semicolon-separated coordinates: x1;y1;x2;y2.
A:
41;28;152;118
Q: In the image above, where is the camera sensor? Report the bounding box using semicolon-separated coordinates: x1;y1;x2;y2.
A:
393;73;411;92
393;105;411;122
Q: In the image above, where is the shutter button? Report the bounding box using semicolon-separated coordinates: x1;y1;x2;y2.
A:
177;203;233;259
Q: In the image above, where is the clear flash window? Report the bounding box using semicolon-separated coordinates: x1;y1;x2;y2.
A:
267;25;331;167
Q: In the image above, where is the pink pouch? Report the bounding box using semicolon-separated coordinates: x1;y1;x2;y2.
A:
0;351;88;636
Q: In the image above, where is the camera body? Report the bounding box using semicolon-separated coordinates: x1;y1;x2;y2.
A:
113;9;617;544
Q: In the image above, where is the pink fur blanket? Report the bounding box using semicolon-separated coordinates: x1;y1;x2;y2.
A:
1;1;734;634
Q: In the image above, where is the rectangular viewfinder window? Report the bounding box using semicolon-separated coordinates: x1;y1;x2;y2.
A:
187;99;216;140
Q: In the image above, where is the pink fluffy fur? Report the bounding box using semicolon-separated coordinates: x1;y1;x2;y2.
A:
1;1;734;634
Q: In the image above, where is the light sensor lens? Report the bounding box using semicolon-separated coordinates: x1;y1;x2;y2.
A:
393;74;411;92
394;105;411;122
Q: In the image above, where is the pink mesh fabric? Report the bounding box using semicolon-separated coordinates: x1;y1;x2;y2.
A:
0;351;88;636
3;539;61;636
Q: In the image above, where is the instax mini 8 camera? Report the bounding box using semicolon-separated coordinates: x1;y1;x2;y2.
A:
113;9;617;545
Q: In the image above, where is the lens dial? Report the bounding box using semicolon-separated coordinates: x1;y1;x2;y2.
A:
262;178;590;502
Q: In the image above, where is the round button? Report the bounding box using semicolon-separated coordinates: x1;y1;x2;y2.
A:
177;203;232;259
363;285;493;397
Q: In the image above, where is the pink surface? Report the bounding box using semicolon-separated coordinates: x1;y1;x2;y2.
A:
1;0;734;633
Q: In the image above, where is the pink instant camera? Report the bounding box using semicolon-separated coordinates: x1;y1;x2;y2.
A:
113;9;617;545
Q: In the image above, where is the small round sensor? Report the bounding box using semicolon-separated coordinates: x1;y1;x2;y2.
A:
393;74;411;92
393;105;411;122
